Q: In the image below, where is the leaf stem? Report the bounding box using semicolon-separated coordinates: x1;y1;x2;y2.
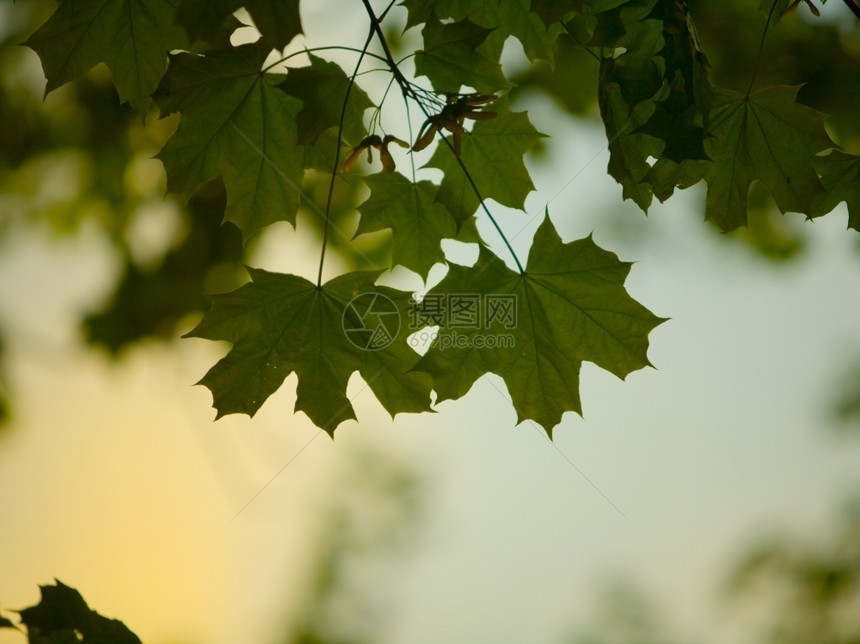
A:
262;45;388;74
560;22;602;63
360;0;526;274
360;0;417;101
317;29;374;287
746;0;780;98
440;133;525;273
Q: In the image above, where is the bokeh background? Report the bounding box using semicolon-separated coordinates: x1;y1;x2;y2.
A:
1;1;859;643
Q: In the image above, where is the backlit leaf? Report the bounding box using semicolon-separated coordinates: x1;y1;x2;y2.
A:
24;0;186;109
597;3;713;209
413;214;664;434
176;0;303;50
186;269;433;433
414;18;510;93
598;80;662;211
356;173;457;276
279;54;374;146
430;0;559;63
154;43;304;238
813;150;860;231
427;108;544;227
704;86;834;231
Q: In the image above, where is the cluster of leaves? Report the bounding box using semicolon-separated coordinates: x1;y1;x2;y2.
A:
0;580;140;644
590;0;860;230
21;0;860;435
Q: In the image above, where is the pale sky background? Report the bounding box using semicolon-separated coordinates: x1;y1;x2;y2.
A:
1;3;859;644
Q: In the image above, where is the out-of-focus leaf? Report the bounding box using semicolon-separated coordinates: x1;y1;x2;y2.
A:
0;331;10;428
84;181;244;353
0;612;17;630
18;580;141;644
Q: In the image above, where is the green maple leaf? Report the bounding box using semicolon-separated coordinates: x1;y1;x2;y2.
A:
648;157;711;202
704;86;834;231
186;269;433;433
427;108;543;228
355;173;457;276
598;80;662;211
482;3;559;64
279;54;373;147
176;0;302;50
813;150;860;231
404;0;560;62
24;0;186;109
596;17;666;212
598;4;713;209
413;215;664;434
154;43;304;239
587;0;658;45
401;0;437;29
639;1;713;157
414;18;510;93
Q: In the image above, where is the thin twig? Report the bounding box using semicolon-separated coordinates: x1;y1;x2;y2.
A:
560;21;602;62
359;0;526;274
317;29;375;287
438;132;525;273
262;45;388;73
361;0;415;100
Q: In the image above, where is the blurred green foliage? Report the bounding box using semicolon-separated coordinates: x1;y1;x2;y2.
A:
513;0;860;260
830;361;860;433
728;499;860;644
282;448;425;644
